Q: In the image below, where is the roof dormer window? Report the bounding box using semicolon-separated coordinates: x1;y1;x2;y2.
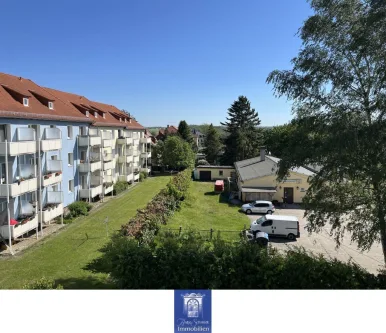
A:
23;98;29;107
119;118;122;122
48;101;54;110
103;113;106;119
94;111;98;118
124;118;127;123
85;110;89;117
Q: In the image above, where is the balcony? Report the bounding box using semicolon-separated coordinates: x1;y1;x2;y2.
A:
0;165;37;197
79;185;103;199
141;167;151;174
78;135;101;146
102;153;113;162
133;156;140;163
102;132;113;148
141;152;151;158
118;155;133;164
42;160;62;187
0;214;38;240
103;176;114;196
41;191;63;224
103;161;113;170
140;137;151;144
0;128;36;156
118;174;133;183
133;139;140;146
117;137;133;145
134;173;139;181
41;128;62;151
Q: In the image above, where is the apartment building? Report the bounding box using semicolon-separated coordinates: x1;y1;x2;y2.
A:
0;73;151;247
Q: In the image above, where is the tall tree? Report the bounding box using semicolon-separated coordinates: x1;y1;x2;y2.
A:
263;123;297;158
203;124;222;164
267;0;386;263
177;120;194;145
221;96;263;164
163;136;195;170
151;140;165;166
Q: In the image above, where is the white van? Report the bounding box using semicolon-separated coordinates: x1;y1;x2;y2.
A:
250;214;300;240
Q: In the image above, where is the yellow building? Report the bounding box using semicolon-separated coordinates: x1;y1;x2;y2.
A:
234;149;314;203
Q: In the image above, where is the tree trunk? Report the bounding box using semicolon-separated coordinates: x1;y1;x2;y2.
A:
377;206;386;265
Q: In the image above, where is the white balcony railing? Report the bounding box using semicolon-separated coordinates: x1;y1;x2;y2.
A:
41;128;62;151
79;161;102;173
42;172;62;187
79;136;102;146
141;152;151;158
79;185;103;199
41;203;63;224
117;137;133;145
0;214;38;240
140;137;151;144
103;161;113;170
118;174;133;183
17;128;36;142
0;128;36;156
103;153;113;162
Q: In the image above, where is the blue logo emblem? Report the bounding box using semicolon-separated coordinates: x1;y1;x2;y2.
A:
174;290;212;332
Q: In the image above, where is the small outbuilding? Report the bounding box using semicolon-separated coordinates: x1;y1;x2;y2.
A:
195;165;235;181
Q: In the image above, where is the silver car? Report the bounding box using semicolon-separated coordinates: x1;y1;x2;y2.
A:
241;200;275;215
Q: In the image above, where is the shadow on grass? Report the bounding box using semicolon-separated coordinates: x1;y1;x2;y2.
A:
204;191;219;196
55;276;116;290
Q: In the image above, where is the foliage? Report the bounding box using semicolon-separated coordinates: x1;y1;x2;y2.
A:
113;180;128;195
203;123;222;164
22;277;63;290
266;0;386;263
197;159;210;166
88;230;384;289
139;172;148;182
163;136;195;170
67;201;92;218
151;140;165;166
221;96;264;164
119;169;192;244
178;120;194;145
262;123;298;158
189;124;226;139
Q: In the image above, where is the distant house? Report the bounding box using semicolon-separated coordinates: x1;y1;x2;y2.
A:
191;128;205;151
234;148;314;203
144;129;157;145
156;125;178;141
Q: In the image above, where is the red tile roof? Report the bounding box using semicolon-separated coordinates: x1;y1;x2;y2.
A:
0;73;91;123
0;72;145;129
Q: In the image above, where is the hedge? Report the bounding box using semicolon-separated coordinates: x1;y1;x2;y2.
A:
88;230;385;289
67;201;92;218
119;169;192;243
113;180;128;195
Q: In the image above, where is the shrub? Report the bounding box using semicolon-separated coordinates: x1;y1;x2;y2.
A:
68;201;92;218
197;159;209;166
22;277;63;290
88;230;382;289
113;180;128;195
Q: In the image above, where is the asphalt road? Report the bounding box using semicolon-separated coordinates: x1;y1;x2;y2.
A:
246;208;385;274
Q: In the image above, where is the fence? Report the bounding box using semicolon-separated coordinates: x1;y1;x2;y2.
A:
161;225;249;241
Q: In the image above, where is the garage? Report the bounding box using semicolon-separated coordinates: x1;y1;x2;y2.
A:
241;187;277;202
199;170;212;181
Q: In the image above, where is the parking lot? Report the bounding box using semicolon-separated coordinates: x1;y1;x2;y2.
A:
246;208;385;274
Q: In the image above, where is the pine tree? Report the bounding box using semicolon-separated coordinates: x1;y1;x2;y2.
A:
177;120;194;145
203;124;222;164
221;96;263;164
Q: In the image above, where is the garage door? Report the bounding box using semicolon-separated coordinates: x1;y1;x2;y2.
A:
200;171;211;181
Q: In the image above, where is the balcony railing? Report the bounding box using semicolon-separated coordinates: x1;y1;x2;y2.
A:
79;160;102;173
0;128;37;156
140;137;151;144
141;152;151;158
91;175;103;186
41;203;63;224
102;132;113;147
103;161;113;170
79;185;103;199
117;137;133;145
118;174;133;183
42;160;63;186
41;128;62;151
46;190;63;204
79;135;101;146
103;153;113;162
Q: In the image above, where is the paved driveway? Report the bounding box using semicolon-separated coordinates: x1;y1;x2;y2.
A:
246;208;385;274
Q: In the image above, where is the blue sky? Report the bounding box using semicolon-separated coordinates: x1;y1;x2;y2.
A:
0;0;312;127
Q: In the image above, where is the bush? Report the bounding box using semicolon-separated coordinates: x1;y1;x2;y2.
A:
113;180;128;195
22;277;63;290
89;230;383;289
68;201;92;218
197;159;209;166
119;169;192;243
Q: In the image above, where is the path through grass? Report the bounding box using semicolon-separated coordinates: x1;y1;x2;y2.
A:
0;176;170;289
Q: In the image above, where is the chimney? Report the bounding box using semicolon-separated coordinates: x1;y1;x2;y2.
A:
167;125;169;128
260;147;266;161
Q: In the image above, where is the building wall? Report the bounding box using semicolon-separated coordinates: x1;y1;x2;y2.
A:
239;171;311;203
196;167;235;180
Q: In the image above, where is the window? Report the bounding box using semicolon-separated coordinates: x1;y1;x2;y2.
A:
85;110;89;117
102;113;106;119
48;101;54;110
219;170;223;176
80;126;87;136
51;155;58;160
300;188;306;192
94;112;98;118
68;153;73;166
23;98;29;106
255;203;269;208
67;126;73;139
68;179;74;192
261;220;273;227
0;163;6;184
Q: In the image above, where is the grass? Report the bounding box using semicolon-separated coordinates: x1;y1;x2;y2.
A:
164;181;249;241
0;176;170;289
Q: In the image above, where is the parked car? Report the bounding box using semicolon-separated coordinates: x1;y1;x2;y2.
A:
250;214;300;240
241;200;275;215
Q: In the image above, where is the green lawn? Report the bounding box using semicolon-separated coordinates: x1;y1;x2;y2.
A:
0;176;170;289
164;181;249;240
